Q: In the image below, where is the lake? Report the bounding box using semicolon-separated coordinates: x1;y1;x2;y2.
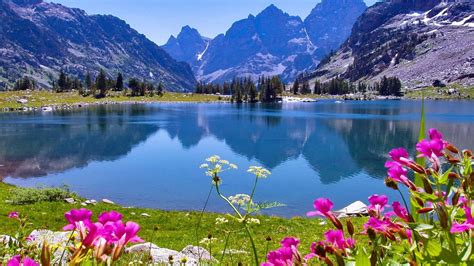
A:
1;100;473;217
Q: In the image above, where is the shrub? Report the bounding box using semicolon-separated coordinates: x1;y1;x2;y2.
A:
8;186;77;205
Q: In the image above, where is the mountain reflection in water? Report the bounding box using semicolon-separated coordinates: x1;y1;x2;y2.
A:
1;101;473;216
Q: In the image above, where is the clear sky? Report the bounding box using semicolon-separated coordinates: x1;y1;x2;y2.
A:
49;0;377;45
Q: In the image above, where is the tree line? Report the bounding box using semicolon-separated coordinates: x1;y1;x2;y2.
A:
292;76;402;96
9;69;165;98
195;76;285;103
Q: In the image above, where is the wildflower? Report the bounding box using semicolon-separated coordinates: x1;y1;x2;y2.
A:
215;217;229;225
368;194;389;216
390;202;410;222
98;210;123;224
206;155;221;163
306;198;333;218
451;205;474;233
229;194;252;206
324;230;354;250
7;211;19;219
7;255;39;266
247;218;260;225
385;162;416;190
199;163;209;169
248;166;271;178
364;217;400;240
262;237;302;266
199;237;218;246
63;208;93;230
388;147;410;165
416;128;447;159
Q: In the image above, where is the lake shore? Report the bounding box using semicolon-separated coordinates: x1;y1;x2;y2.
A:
0;88;472;113
0;182;366;264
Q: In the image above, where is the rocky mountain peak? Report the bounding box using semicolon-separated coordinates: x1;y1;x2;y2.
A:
10;0;42;6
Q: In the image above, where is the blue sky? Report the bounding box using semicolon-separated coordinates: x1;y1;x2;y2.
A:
50;0;377;45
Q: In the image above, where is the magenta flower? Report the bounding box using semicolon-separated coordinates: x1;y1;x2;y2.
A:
114;221;144;245
416;128;447;159
324;230;354;250
392;202;410;222
281;237;300;248
98;211;123;224
451;205;474;233
7;211;19;219
368;194;389;215
307;198;334;218
262;237;301;266
385;162;416;189
388;147;410;165
63;208;93;230
7;255;39;266
364;217;401;240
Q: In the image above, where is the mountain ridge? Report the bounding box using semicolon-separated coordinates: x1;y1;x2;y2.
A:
0;0;197;91
162;0;367;84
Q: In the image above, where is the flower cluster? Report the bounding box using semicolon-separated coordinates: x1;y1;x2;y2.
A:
261;237;304;266
263;128;474;265
63;209;143;263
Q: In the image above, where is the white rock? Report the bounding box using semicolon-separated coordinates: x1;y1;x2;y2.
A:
102;198;115;204
141;213;151;217
64;198;75;204
127;243;198;265
180;245;216;262
17;99;28;104
0;235;18;247
333;201;368;218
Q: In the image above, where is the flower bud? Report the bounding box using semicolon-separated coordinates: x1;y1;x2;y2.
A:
446;143;459;154
346;220;355;236
408;162;426;174
266;236;272;242
448;172;460;180
330;216;344;231
417;207;434;214
438;207;448;229
385;178;398;190
415;197;424;207
335;252;345;266
421;177;433;194
463;149;473;157
447;155;460;164
452;192;460;206
367;228;377;241
370;250;378;266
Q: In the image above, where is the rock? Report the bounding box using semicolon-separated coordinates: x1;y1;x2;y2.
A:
26;230;73;264
17;99;28;104
333;201;368;218
64;198;75;204
180;245;216;262
41;106;53;112
141;213;151;217
102;198;115;204
127;243;198;265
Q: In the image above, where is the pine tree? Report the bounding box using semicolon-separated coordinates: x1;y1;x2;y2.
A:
57;70;67;92
116;73;124;91
157;82;164;96
96;69;107;98
292;79;300;95
301;81;311;94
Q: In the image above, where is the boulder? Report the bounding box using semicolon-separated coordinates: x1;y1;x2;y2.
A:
0;235;18;247
126;243;215;265
17;99;28;104
102;198;115;204
333;201;368;218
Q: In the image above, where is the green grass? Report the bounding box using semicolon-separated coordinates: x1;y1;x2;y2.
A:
0;182;366;264
0;91;226;110
404;86;474;100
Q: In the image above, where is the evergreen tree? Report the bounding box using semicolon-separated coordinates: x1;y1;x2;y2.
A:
57;70;67;92
301;81;311;94
116;73;124;91
313;80;322;94
157;82;164;96
292;79;300;95
128;78;140;96
96;69;107;98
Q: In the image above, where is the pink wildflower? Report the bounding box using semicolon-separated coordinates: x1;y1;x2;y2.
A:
392;202;410;222
7;212;19;219
98;211;123;224
451;205;474;233
262;237;301;266
324;230;354;249
368;194;389;215
307;198;333;218
7;255;39;266
63;208;93;230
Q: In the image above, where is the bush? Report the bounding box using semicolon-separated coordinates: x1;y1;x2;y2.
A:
8;186;77;205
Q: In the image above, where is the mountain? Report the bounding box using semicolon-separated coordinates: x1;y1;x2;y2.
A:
307;0;474;88
0;0;196;91
304;0;367;58
162;1;367;84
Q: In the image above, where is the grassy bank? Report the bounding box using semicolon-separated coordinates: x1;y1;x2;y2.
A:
404;86;474;100
0;182;366;264
0;91;226;110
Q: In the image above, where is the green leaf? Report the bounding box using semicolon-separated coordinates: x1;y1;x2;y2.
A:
439;248;461;264
413;97;426;222
437;166;453;185
355;248;370;266
426;240;442;257
410;223;434;232
411;190;439;202
461;236;473;262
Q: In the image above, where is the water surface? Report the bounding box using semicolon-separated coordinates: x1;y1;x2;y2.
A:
1;100;473;217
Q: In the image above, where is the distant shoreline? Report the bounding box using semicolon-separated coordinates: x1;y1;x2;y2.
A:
0;89;472;113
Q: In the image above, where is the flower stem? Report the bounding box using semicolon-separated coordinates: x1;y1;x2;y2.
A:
195;184;214;262
220;231;231;263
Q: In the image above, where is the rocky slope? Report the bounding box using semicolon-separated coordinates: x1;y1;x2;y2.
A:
163;1;366;83
308;0;474;88
0;0;196;91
